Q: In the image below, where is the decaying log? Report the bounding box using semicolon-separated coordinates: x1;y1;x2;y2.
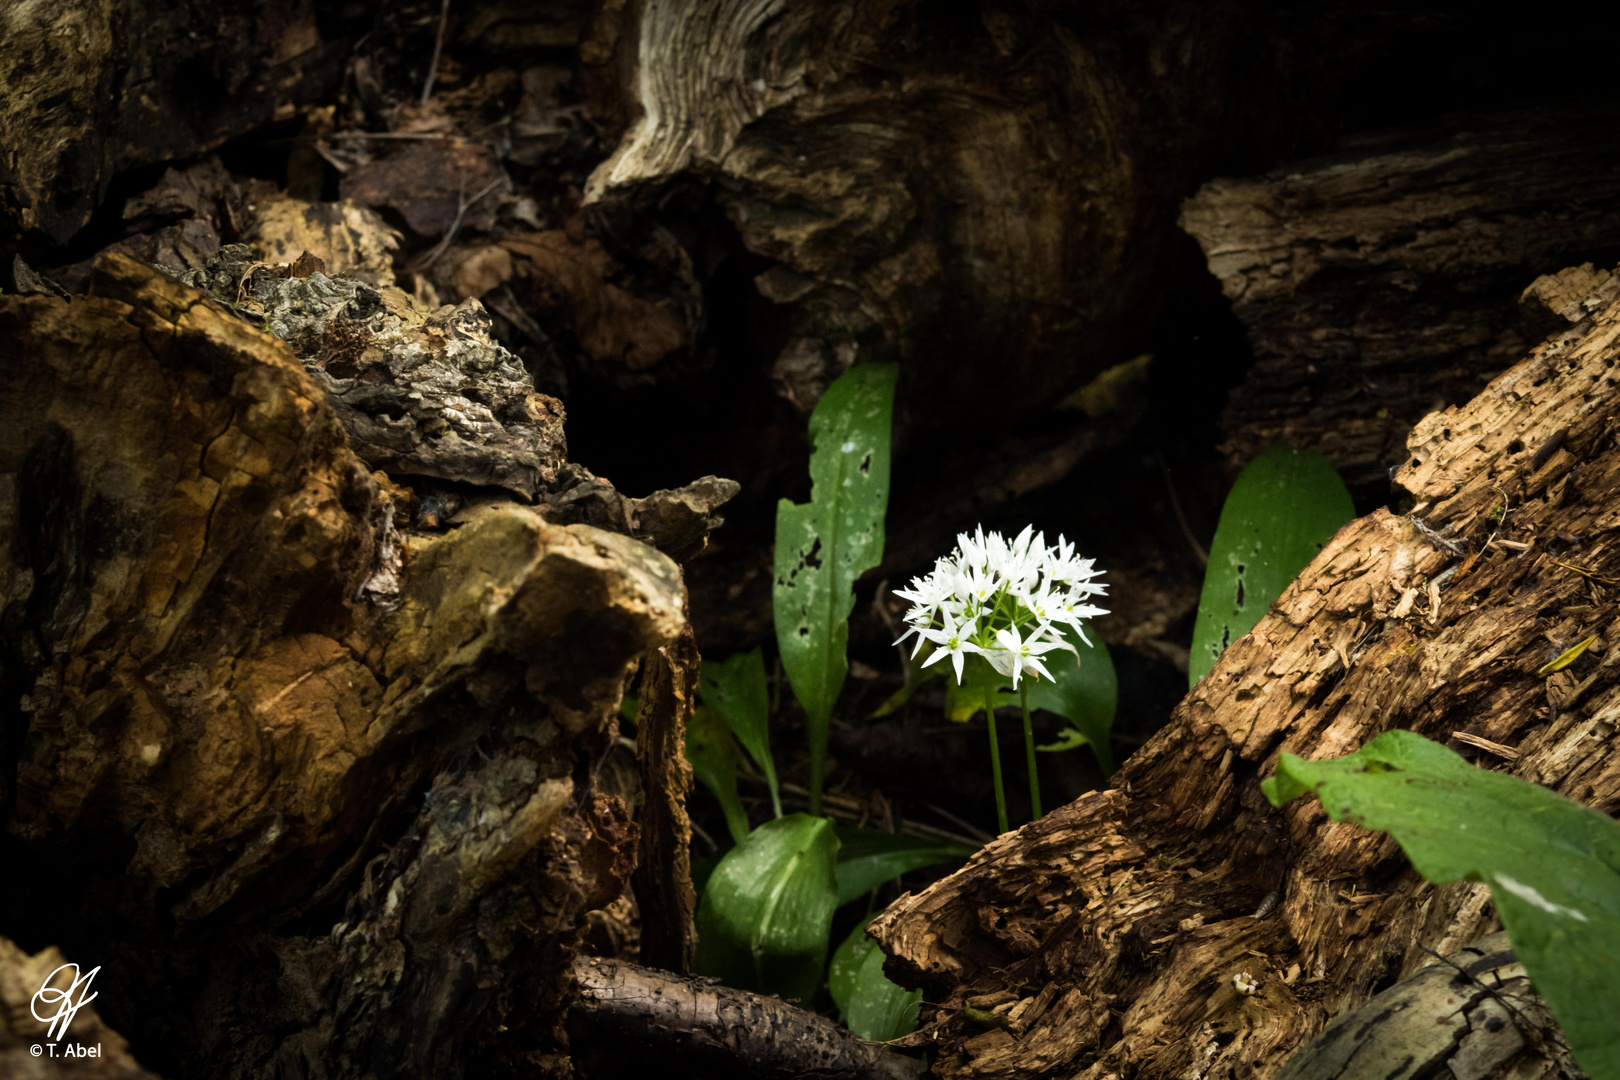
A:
568;955;925;1080
1275;932;1575;1080
0;0;352;249
0;253;697;1077
869;261;1620;1079
1180;103;1620;496
166;243;738;560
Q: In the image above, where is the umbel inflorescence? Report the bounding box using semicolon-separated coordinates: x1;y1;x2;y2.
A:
894;525;1109;687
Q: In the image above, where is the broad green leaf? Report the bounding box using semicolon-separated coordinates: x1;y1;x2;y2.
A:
701;648;781;817
834;826;975;907
829;917;879;1015
1190;445;1354;688
943;652;1015;723
694;814;841;1002
774;363;898;813
1021;625;1118;775
1264;731;1620;1080
846;940;924;1041
685;705;750;845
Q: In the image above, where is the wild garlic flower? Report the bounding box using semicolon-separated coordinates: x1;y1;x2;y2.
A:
894;525;1108;688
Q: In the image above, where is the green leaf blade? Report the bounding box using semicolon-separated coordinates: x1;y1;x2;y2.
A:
694;813;841;1002
685;705;751;845
833;826;975;907
1017;624;1117;775
1266;731;1620;1079
1190;445;1354;688
845;940;924;1042
701;648;780;817
774;363;898;809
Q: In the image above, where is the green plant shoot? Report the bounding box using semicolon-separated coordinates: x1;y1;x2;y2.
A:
1264;731;1620;1080
775;363;898;815
700;648;781;818
694;814;841;1002
1190;444;1354;688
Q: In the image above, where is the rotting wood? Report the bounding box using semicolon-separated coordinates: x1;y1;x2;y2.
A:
631;625;701;974
0;253;695;1079
869;261;1620;1080
1180;102;1620;496
568;955;925;1080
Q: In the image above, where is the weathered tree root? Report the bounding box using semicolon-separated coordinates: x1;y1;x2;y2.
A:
568;956;925;1080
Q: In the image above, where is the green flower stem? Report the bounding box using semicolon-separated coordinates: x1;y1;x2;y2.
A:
983;687;1009;834
1021;683;1042;819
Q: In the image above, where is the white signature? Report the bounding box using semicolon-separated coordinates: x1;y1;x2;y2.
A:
30;963;100;1042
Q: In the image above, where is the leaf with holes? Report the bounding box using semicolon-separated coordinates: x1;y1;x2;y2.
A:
774;363;898;813
1189;444;1353;688
701;648;781;817
1264;731;1620;1080
694;813;840;1002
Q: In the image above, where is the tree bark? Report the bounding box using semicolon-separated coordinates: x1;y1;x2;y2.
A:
868;262;1620;1079
1180;102;1620;498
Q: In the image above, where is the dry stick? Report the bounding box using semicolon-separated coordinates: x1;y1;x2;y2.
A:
983;687;1009;834
1020;682;1042;818
421;0;453;103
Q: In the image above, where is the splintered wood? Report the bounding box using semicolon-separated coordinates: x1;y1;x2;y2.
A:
870;267;1620;1079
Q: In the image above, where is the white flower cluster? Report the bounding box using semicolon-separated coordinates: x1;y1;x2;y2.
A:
894;525;1108;688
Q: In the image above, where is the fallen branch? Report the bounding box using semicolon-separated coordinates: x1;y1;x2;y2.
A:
568;956;925;1080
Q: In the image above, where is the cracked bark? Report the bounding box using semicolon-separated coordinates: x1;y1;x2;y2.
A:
867;263;1620;1079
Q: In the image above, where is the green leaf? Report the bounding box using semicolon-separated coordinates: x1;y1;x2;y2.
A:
774;363;898;813
829;917;923;1042
829;917;879;1015
1020;624;1118;775
700;648;781;817
846;938;924;1041
943;652;1014;723
834;826;975;907
1190;445;1354;688
694;814;841;1002
685;705;751;845
1263;731;1620;1080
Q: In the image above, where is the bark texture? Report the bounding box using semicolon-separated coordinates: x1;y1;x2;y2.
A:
0;253;694;1077
868;263;1620;1079
1180;103;1620;497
